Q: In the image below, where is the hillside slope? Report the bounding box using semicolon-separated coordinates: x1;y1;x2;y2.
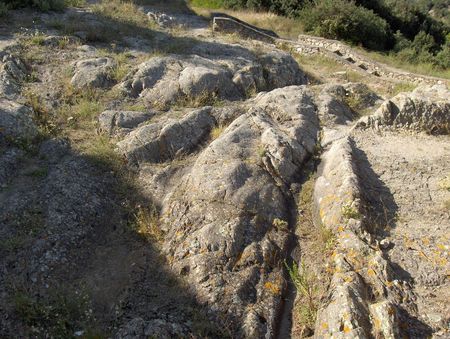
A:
0;1;449;338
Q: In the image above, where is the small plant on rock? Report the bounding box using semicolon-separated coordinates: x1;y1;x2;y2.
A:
210;125;225;140
273;218;289;231
132;205;164;242
341;202;361;220
285;260;318;329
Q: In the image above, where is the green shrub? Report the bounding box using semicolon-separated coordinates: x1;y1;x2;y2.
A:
0;2;7;15
0;0;85;11
299;0;391;50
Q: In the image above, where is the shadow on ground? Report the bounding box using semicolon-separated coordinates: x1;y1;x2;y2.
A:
0;135;229;337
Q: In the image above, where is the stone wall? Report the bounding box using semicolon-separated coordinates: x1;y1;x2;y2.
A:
212;17;276;44
212;14;445;86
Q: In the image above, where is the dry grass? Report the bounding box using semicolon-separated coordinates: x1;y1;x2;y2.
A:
210;125;225;140
285;260;319;329
174;91;224;109
293;173;335;334
193;7;304;39
287;48;347;84
132;205;164;242
355;47;450;80
92;0;157;31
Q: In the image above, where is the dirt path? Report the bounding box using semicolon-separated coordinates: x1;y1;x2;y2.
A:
352;130;450;336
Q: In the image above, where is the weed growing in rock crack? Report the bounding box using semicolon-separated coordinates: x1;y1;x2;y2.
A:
57;86;105;127
0;209;45;251
319;226;336;252
23;89;59;138
342;202;361;220
285;260;318;329
98;50;135;83
343;87;372;114
27;33;46;46
132;205;164;242
273;218;289;231
210;125;225;140
24;70;39;83
175;91;224;109
121;102;147;112
24;166;49;178
257;144;267;158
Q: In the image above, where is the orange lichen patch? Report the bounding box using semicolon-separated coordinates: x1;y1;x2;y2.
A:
175;230;184;237
346;248;359;260
422;237;431;246
264;281;281;295
367;268;376;277
385;280;393;288
419;250;430;260
343;275;354;283
343;325;352;333
373;316;381;329
340;233;351;239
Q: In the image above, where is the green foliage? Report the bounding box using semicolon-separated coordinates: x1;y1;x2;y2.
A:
341;202;361;220
299;0;391;50
1;0;85;11
194;0;449;72
0;2;7;15
191;0;225;9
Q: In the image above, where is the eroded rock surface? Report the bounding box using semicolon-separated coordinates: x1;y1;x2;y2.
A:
0;99;38;143
1;3;449;338
0;52;27;99
71;57;116;89
118;51;307;110
98;110;155;136
157;87;317;336
356;84;450;134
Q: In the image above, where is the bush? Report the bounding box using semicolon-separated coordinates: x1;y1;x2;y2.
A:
299;0;391;50
0;0;84;11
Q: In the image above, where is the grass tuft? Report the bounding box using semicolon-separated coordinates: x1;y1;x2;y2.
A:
210;125;225;140
132;205;164;242
285;260;318;328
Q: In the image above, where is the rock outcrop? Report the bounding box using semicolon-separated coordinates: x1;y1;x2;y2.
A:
98;110;155;136
71;57;116;89
313;137;401;338
356;85;450;134
118;52;307;110
154;86;318;336
0;51;27;99
117;107;216;165
0;99;38;144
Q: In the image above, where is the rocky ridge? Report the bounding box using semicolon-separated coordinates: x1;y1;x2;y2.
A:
0;2;449;338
